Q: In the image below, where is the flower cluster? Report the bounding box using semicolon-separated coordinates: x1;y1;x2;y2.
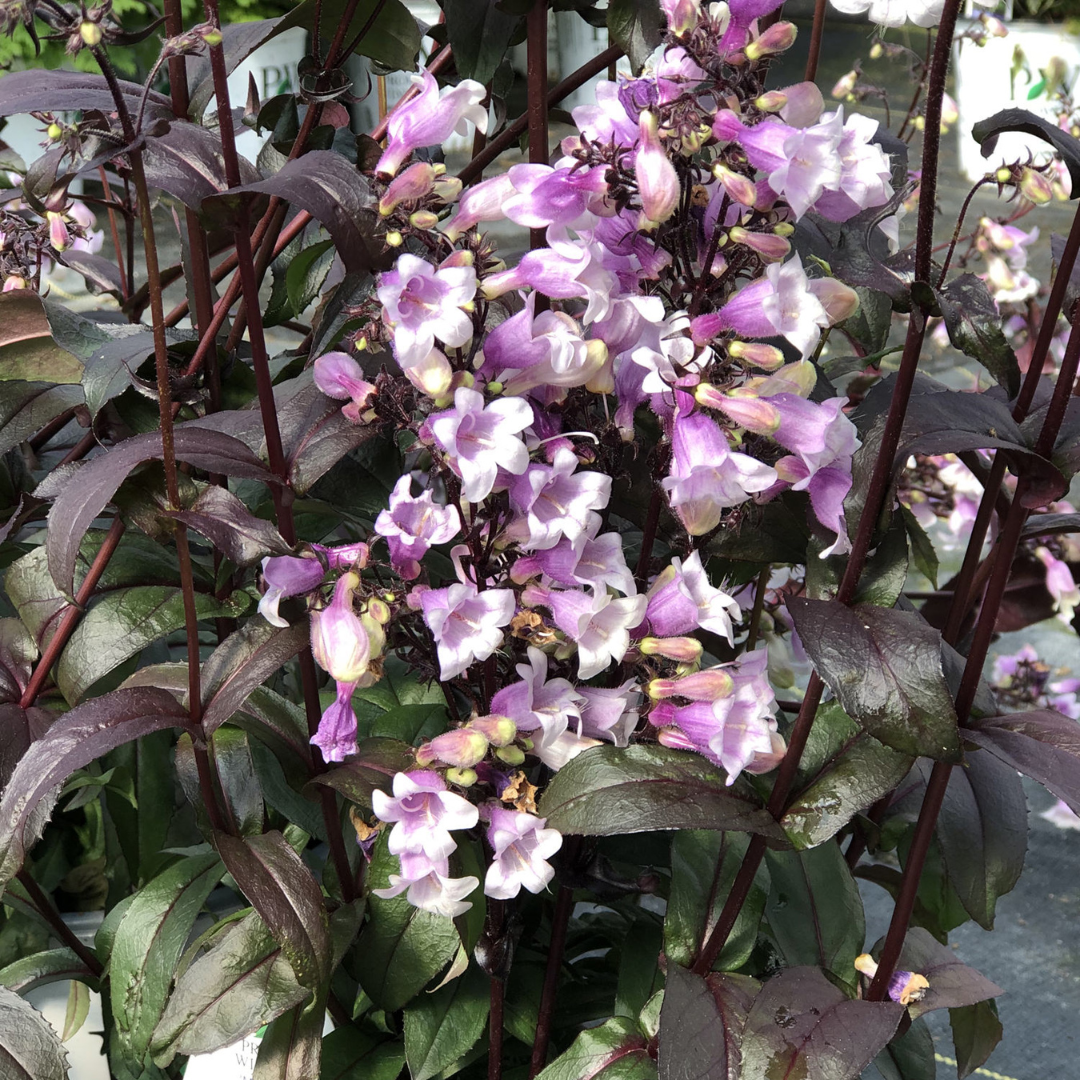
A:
258;0;906;917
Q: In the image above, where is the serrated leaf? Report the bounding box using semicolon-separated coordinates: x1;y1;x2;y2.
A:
538;745;787;840
404;962;490;1080
56;586;249;705
173;485;293;567
936;274;1020;397
0;984;69;1080
536;1016;655;1080
285;239;336;322
111;854;225;1059
319;1027;405;1080
0;947;96;994
786;598;962;761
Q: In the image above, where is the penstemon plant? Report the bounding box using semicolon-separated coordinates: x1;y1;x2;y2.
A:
0;0;1079;1076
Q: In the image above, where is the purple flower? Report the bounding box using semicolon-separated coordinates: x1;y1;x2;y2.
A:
634;111;680;228
372;770;479;861
312;351;377;423
490;646;582;754
1035;545;1080;622
645;550;740;642
571;79;638;149
484;807;563;899
443;174;516;240
578;680;641;745
375;859;480;918
377;253;477;370
419;581;516;680
258;555;326;628
376;70;488;177
375;475;461;580
662;409;777;536
503;164;608;231
811;111;893;222
508;448;612;551
310;572;371;683
311;679;359;763
524;585;648;680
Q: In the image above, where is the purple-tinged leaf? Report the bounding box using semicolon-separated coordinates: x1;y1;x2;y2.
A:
950;1001;1003;1080
0;687;193;890
0;705;50;795
254;997;324;1080
889;927;1003;1020
739;967;904;1080
46;428;275;599
936;274;1020;398
972;109;1080;196
0;984;69;1080
913;751;1026;931
0;947;97;995
0;70;173;122
538;745;788;841
200;620;310;735
205;152;385;274
215;831;330;989
0;620;37;706
173;486;292;567
0;292;84;384
965;708;1080;815
787;599;962;762
1051;233;1080;316
55;250;125;298
658;965;758;1080
307;738;415;809
1020;512;1080;540
534;1016;653;1080
232;687;313;780
185;17;289;119
0;381;84;458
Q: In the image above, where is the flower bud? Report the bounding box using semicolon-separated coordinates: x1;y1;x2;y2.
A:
758;359;817;397
433;176;463;203
2;276;27;292
727;340;785;370
728;226;790;262
754;90;787;112
310;572;371;683
469;714;518;747
409;210;440;229
324;541;371;571
831;70;858;100
495;745;526;766
404;347;454;399
634;111;680;228
815;280;860;324
639;636;704;663
1019;167;1053;205
46;212;71;252
385;230;403;247
80;21;103;46
648;667;734;701
416;727;490;769
661;0;701;35
712;163;758;207
995;166;1012;184
980;12;1007;36
700;387;782;434
47;122;63;141
194;22;223;45
445;767;478;786
379;161;437;216
745;23;796;61
744;730;787;774
869;41;883;59
442;249;475;269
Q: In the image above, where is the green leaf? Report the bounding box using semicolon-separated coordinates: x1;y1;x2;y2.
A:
615;914;663;1019
665;831;766;971
404;961;490;1080
210;728;266;836
949;1001;1003;1079
285;239;336;324
355;832;460;1012
786;599;962;762
536;1016;655;1080
110;854;225;1060
248;738;329;843
917;752;1026;931
56;585;248;704
443;0;521;85
62;978;91;1042
838;287;892;357
864;1016;935;1080
0;947;96;994
253;998;324;1080
0;985;69;1080
900;505;938;588
216;831;331;990
320;1027;405;1080
0;291;84;384
539;745;787;840
607;0;663;73
151;910;309;1066
0;380;83;458
764;844;865;988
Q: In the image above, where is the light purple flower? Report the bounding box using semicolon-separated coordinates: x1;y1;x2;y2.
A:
375;475;461;580
634;111;680;227
1035;546;1080;622
311;679;359;763
829;0;944;28
645;550;740;642
503;163;608;231
484;807;563;899
377;253;477;370
373;855;480;918
578;680;641;745
571;79;638;149
490;646;582;754
372;770;480;861
258;555;326;627
631;311;708;394
811;111;893;222
310;572;371;683
524;585;648;680
429;387;533;503
662;408;778;535
313;351;377;422
376;70;488;177
508;448;612;551
443;174;516;240
419;581;516;679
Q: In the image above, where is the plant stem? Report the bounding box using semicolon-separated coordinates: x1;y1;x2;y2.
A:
936;176;991;286
745;564;771;652
804;0;828;83
529;883;574;1078
16;870;104;978
96;167;128;303
489;975;505;1080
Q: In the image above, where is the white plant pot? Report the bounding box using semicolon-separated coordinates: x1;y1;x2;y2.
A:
954;21;1080;181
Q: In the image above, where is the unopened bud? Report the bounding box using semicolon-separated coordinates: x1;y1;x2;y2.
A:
754;90;787;112
704;388;782;434
648;667;734;701
759;359;817;397
441;249;475;269
663;0;701;36
712;163;758;206
79;21;102;46
831;70;858;99
727;340;785;370
495;745;526;766
2;276;27;292
198;25;222;46
46;122;63;141
46;211;71;252
445;767;478;787
1019;167;1053;205
416;728;490;769
379;161;437;215
728;225;790;262
773;222;795;237
813;278;860;324
995;166;1012;184
745;22;796;61
385;230;403;247
365;597;391;625
869;41;883;59
639;636;704;663
409;210;440;229
744;730;787;774
469;714;518;747
433;176;463;203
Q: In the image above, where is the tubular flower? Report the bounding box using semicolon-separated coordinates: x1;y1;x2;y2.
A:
634;111;680;228
375;475;461;580
258;555;326;628
310;572;371;683
484;807;563;899
419;582;516;680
